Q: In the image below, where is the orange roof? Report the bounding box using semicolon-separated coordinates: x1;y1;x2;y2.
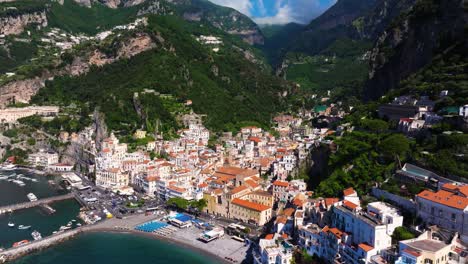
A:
358;243;374;252
293;198;304;207
198;183;208;188
343;200;358;210
282;208;295;217
442;183;468;197
231;185;249;195
324;198;339;207
282;233;288;239
343;187;356;196
248;136;262;143
245;179;259;189
167;185;187;193
214;189;224;195
231;198;271;212
265;234;274;240
276;216;287;224
417;190;468;210
327;227;343;239
273;180;289;187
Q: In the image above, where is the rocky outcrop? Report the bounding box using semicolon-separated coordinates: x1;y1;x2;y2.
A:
364;0;466;100
0;11;47;36
0;77;47;106
228;29;264;45
72;0;92;7
98;0;121;8
0;33;156;107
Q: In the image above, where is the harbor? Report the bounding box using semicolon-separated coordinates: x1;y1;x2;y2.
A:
0;211;247;264
0;199;83;251
0;169;67;207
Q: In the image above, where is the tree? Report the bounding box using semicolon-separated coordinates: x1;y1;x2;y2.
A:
167;197;189;210
190;199;208;212
392;227;415;243
378;134;410;167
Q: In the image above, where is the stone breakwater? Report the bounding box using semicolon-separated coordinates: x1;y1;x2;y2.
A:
0;193;74;214
0;214;160;263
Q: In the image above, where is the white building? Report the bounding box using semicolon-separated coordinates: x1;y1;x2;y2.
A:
254;234;293;264
460;105;468;118
0;106;59;124
28;150;59;167
416;184;468;243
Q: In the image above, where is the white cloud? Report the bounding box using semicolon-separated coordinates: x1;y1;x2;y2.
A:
208;0;253;16
208;0;337;25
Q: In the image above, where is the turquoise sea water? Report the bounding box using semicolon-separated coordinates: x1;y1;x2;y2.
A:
0;169;66;206
11;232;220;264
0;199;82;248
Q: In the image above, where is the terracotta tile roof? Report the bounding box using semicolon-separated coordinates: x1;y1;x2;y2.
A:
214;189;223;195
327;227;343;239
265;234;274;240
282;233;288;239
343;187;356;196
343;200;358;210
358;243;374;252
273;180;289;187
324;198;339;207
276;215;287;224
198;183;208;188
231;198;271;212
417;189;468;210
282;208;295;217
245;179;259;189
167;185;187;193
231;185;249;195
248;136;262;143
441;183;468;197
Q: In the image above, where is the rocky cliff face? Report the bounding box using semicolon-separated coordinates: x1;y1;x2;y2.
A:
0;33;156;107
364;0;466;100
0;11;48;36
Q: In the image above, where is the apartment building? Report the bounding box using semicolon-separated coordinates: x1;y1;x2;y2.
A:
416;184;468;243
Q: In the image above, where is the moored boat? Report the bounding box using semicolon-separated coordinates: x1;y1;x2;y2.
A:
8;222;15;228
18;225;32;230
27;193;38;202
12;240;29;247
32;230;42;240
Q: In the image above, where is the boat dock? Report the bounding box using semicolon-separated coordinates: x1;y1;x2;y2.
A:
39;204;56;214
0;193;74;214
0;214;161;263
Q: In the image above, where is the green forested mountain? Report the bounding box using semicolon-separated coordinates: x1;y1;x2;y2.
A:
30;15;290;135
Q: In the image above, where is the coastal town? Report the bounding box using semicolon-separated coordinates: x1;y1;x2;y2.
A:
0;90;466;264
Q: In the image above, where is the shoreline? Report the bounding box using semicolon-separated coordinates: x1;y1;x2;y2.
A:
88;228;231;264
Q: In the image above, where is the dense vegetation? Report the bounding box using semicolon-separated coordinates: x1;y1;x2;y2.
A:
0;0;47;17
47;0;139;34
31;15;289;135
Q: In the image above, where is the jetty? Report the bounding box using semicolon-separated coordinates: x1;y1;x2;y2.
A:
0;214;161;263
0;193;74;214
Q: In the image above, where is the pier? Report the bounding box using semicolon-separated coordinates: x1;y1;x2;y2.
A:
0;214;160;263
0;193;74;214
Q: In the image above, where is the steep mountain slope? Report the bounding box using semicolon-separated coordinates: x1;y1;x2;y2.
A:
29;16;290;134
364;0;467;100
274;0;419;98
259;23;304;66
0;0;284;134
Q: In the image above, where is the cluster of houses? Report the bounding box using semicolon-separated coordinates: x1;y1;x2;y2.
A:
255;183;468;264
195;35;223;52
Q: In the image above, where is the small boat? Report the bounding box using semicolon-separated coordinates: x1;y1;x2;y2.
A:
31;230;42;240
18;225;31;230
8;222;15;228
2;164;16;171
12;240;29;247
76;223;82;227
52;231;58;234
27;193;38;202
67;221;72;227
71;219;77;222
60;226;71;231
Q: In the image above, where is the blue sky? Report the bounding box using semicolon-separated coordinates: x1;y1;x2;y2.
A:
208;0;337;25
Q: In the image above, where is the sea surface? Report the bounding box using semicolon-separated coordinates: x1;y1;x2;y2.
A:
11;232;220;264
0;199;82;248
0;168;67;206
